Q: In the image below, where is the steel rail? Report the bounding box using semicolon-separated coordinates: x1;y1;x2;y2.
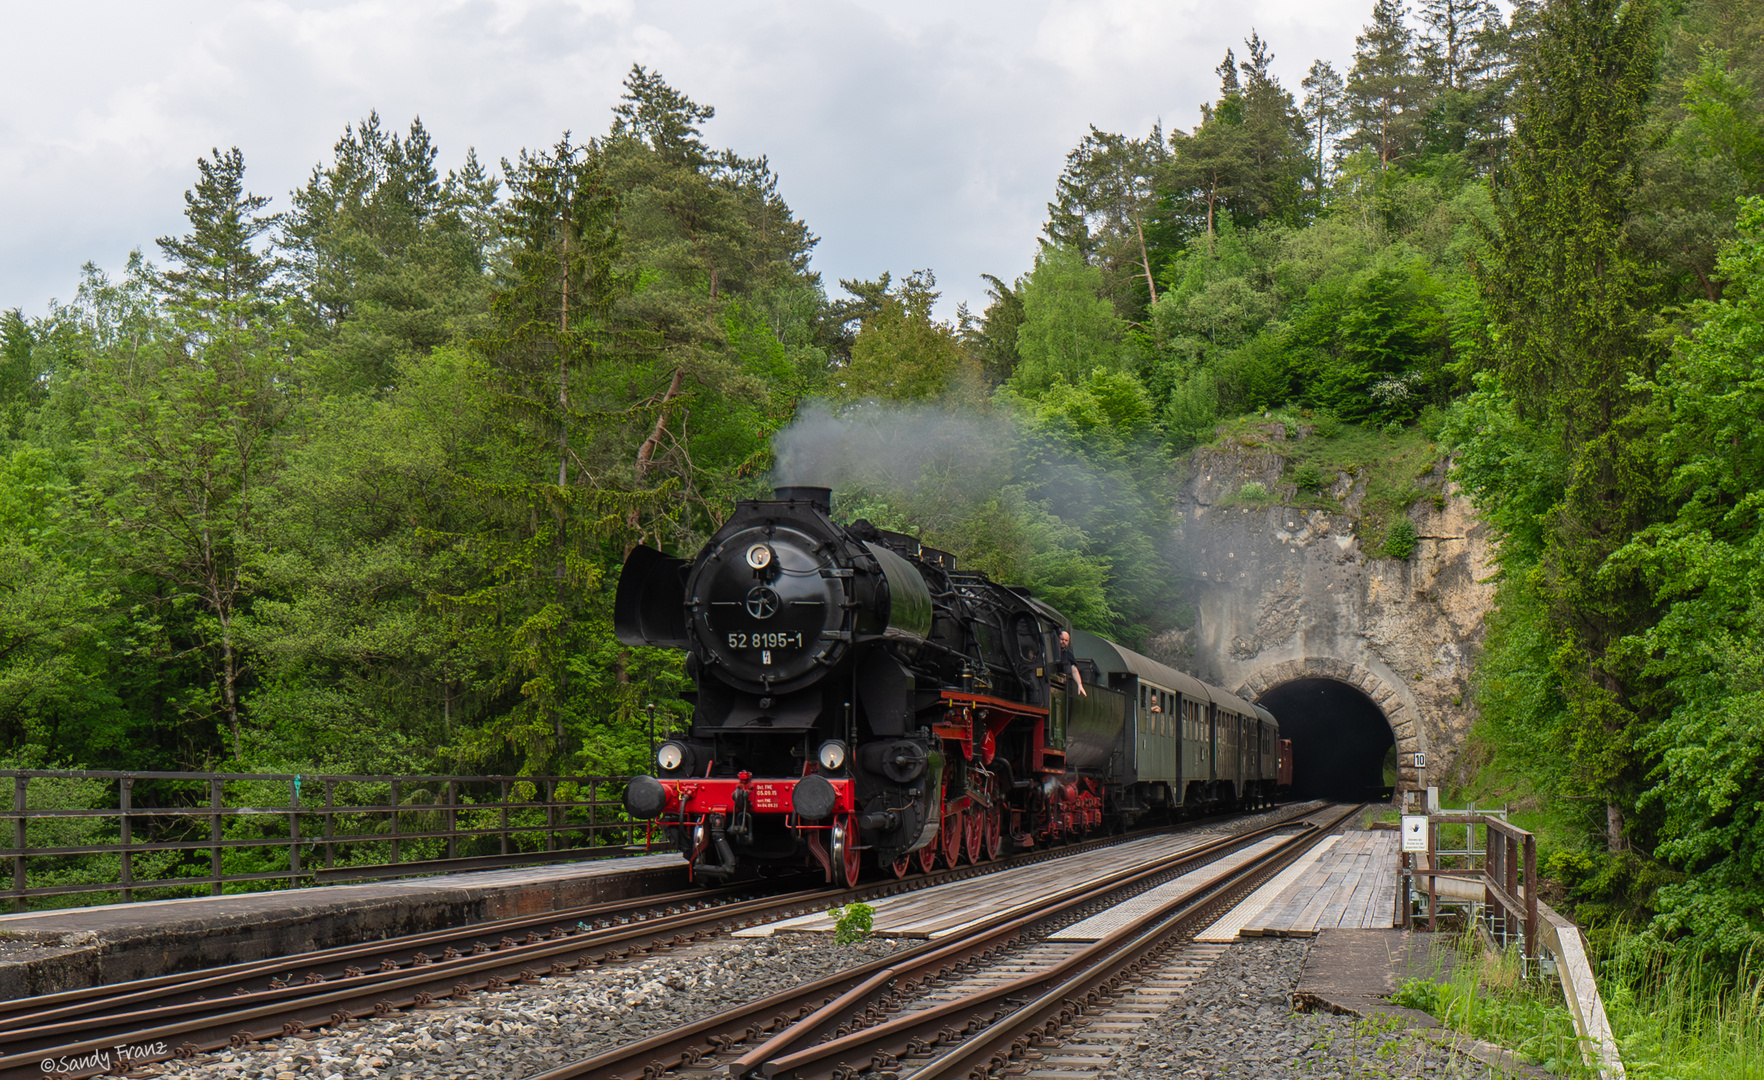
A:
749;811;1356;1080
0;809;1224;1036
899;803;1367;1080
524;802;1336;1080
2;806;1318;1080
0;883;754;1028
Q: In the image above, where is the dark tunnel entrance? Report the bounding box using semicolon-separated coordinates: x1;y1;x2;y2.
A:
1256;678;1396;802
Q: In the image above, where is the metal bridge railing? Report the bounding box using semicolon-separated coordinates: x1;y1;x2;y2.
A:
3;770;642;911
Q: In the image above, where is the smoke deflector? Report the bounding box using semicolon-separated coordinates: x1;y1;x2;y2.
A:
613;545;690;649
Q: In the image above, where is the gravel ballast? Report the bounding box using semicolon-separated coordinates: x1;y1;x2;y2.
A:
1104;939;1509;1080
150;933;910;1080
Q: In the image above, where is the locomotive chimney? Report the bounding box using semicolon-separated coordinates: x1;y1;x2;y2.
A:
773;485;833;513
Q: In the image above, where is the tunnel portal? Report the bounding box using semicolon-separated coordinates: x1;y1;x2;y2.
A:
1256;678;1395;802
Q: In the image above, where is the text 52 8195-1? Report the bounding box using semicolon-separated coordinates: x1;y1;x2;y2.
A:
727;632;805;650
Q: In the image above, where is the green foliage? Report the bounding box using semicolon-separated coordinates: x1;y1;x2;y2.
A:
1012;246;1128;392
1382;517;1418;559
1602;198;1764;958
839;271;971;401
828;901;874;945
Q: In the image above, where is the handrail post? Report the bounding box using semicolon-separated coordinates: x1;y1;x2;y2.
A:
1485;816;1500;942
12;776;27;912
210;778;224;896
1523;834;1538;961
1397;850;1410;928
1426;818;1438;931
119;778;134;903
500;780;510;855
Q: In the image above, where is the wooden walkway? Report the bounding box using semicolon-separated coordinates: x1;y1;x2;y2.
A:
1232;830;1399;937
735;829;1234;939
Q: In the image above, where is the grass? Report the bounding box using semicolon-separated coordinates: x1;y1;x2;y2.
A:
1387;910;1764;1077
1593;929;1764;1079
1391;932;1597;1076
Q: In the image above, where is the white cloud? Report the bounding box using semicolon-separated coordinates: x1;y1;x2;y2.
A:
2;0;1372;316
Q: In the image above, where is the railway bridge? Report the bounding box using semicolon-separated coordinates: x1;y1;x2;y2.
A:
1156;431;1495;802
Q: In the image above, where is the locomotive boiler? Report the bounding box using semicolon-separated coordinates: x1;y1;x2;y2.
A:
616;485;1279;885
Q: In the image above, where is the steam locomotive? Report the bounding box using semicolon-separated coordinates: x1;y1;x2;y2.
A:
617;485;1282;885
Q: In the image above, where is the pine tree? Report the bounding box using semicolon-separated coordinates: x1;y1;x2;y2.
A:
154;148;281;324
1301;60;1348;188
1043;125;1170;315
94;153;298;758
1343;0;1425;167
1416;0;1515;164
1478;0;1663;853
444;133;661;768
282;114;492;394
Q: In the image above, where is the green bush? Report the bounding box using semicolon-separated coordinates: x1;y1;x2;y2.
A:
1383;518;1418;559
1237;481;1269;501
1292;462;1326;492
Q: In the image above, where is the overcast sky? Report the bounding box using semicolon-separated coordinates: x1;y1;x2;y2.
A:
4;0;1375;320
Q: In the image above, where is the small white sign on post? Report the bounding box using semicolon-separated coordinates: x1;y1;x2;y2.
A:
1401;814;1429;853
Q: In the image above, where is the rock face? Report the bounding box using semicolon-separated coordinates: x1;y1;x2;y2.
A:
1149;425;1496;792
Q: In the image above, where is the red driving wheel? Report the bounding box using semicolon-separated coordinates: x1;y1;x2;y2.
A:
964;801;986;863
985;802;1004;861
918;831;939;873
833;815;862;888
941;806;964;866
891;854;912;878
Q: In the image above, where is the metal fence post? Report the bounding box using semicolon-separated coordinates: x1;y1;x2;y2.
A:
288;777;301;883
545;780;556;852
119;777;134;903
499;780;510;855
446;780;458;861
210;778;224;896
389;780;401;866
12;776;27;912
323;780;336;870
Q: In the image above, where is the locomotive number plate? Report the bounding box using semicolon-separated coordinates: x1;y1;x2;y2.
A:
726;632;806;650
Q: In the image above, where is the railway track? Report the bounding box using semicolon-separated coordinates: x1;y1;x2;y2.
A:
0;804;1322;1080
527;802;1362;1080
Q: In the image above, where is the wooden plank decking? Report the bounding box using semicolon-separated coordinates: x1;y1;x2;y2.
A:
1237;830;1399;937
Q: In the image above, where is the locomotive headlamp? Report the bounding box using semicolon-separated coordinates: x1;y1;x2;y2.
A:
656;740;688;772
817;740;848;771
745;543;774;570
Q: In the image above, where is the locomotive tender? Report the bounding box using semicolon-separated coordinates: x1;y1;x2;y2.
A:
617;485;1281;886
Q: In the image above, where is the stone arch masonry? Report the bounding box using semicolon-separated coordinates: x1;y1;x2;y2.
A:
1147;427;1497;794
1234;658;1425;790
